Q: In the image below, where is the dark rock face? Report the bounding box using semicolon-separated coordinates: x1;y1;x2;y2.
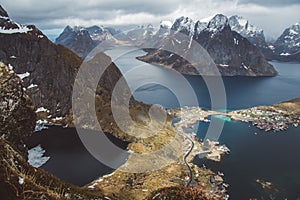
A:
139;14;277;76
0;5;8;17
55;26;97;58
195;16;276;76
0;62;36;151
0;11;83;117
0;61;103;198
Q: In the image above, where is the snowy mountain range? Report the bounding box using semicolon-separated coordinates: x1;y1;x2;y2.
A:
55;14;300;63
138;14;277;76
55;25;126;58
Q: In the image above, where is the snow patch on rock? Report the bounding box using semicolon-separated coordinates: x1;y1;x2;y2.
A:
0;24;32;34
34;119;53;132
17;72;30;80
18;177;24;185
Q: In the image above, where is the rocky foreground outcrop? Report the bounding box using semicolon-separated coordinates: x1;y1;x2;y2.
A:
0;62;35;151
0;61;104;199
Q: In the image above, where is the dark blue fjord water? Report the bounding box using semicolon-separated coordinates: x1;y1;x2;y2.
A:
106;47;300;110
28;47;300;199
106;47;300;199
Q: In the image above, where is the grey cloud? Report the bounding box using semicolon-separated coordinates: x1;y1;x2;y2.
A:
1;0;181;21
238;0;300;6
1;0;299;39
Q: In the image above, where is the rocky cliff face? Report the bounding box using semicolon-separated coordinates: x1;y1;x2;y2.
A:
0;8;83;117
0;62;36;151
138;14;277;76
0;61;104;199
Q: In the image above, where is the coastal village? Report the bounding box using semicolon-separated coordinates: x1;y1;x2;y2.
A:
230;107;300;132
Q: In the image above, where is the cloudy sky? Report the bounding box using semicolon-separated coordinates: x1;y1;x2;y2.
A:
1;0;300;39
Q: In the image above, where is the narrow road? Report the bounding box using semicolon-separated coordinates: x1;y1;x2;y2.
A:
184;136;194;187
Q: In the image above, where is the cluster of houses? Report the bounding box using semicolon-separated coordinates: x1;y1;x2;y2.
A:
231;107;300;132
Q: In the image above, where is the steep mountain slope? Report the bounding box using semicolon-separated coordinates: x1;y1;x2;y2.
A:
139;14;277;76
228;15;275;60
273;22;300;62
55;26;97;58
229;16;266;49
0;9;82;117
228;16;300;62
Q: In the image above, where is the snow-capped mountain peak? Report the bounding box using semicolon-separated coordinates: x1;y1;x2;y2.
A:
195;20;207;35
171;16;195;36
274;22;300;55
63;25;86;33
207;14;229;32
288;23;300;35
86;25;105;36
229;15;263;38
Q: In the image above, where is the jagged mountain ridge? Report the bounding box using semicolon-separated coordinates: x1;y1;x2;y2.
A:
55;25;128;58
138;14;277;76
229;15;266;48
55;25;97;58
55;14;300;63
